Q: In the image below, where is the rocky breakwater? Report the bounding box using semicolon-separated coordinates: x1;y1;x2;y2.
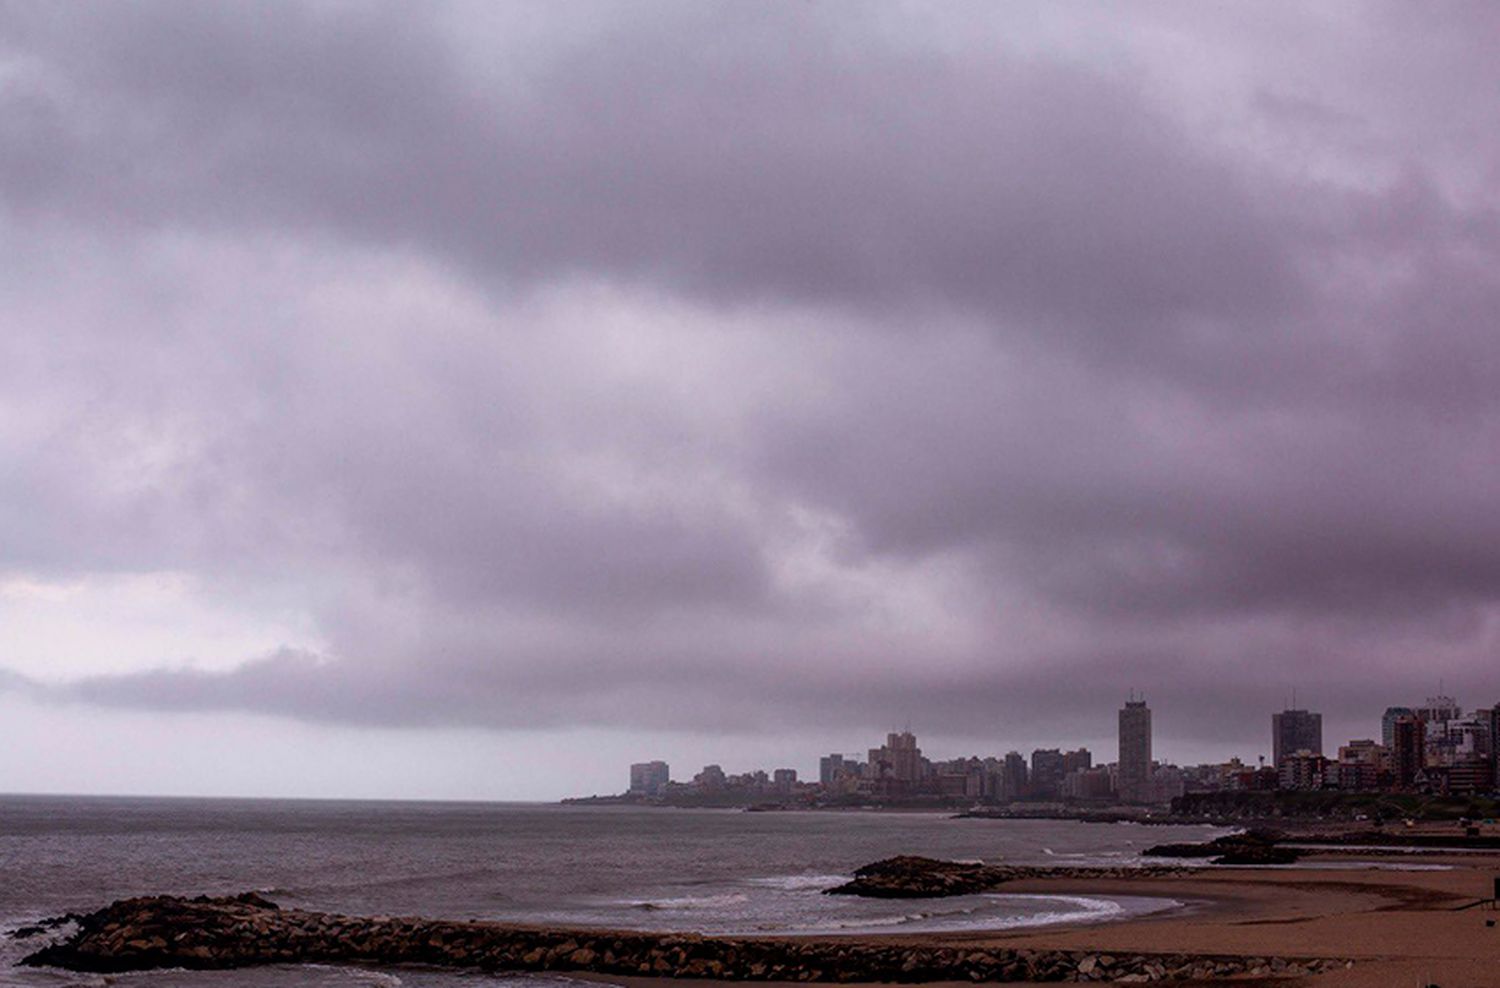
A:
822;855;1192;898
1143;829;1301;866
14;891;1354;982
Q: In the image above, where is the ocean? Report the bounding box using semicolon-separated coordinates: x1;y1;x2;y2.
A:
0;795;1224;988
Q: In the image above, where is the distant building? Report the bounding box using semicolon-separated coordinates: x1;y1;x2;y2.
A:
1381;707;1415;748
629;761;670;796
819;754;845;787
1416;695;1463;749
1336;740;1387;791
1001;751;1029;800
1446;716;1490;759
1447;756;1491;794
1061;766;1113;800
1489;704;1500;789
1029;748;1066;798
1272;708;1322;767
772;768;797;792
1149;763;1187;803
1118;698;1153;803
1062;748;1093;774
694;764;727;790
1416;695;1462;728
868;731;923;789
1391;716;1425;789
1278;750;1329;791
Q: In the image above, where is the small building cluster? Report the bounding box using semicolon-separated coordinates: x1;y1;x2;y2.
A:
1268;695;1500;795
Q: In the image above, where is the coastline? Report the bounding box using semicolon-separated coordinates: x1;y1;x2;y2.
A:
15;837;1500;985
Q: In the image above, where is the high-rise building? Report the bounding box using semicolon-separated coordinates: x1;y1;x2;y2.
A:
1118;698;1153;803
867;731;923;788
1489;704;1500;789
819;754;845;787
629;761;670;795
1062;748;1093;774
1391;716;1425;789
1272;708;1323;767
1381;707;1415;748
1416;695;1462;726
1416;695;1462;747
1029;748;1065;798
1002;751;1028;800
772;768;798;792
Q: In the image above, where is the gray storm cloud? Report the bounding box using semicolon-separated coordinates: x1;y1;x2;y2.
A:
3;1;1500;756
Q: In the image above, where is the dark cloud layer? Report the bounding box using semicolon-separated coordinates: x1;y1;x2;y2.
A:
4;2;1500;760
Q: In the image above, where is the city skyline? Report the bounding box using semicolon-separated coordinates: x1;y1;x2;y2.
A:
619;688;1500;803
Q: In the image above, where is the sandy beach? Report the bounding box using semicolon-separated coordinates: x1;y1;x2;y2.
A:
572;851;1500;986
912;852;1500;986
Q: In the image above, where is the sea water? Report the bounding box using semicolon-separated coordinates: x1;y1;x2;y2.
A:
0;796;1216;988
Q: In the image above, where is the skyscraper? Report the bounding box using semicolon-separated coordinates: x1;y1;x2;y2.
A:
1118;697;1153;803
1029;748;1065;798
1381;706;1415;748
1272;708;1323;767
1391;715;1425;789
1002;751;1028;800
867;731;923;788
1488;704;1500;789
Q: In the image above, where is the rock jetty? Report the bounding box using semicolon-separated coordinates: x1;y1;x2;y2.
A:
1143;830;1301;866
18;892;1351;982
822;856;1191;898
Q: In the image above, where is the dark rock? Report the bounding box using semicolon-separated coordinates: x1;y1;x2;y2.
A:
1145;828;1299;864
1211;845;1301;866
822;856;1015;897
20;890;1349;983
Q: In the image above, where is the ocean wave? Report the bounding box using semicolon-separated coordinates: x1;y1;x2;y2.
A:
784;894;1174;935
742;874;847;891
628;893;750;911
279;867;506;898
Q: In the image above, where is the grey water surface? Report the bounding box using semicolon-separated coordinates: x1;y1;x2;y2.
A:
0;796;1221;988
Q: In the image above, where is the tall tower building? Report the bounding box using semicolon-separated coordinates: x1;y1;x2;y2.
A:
1381;707;1415;748
1118;697;1153;803
886;731;922;783
1272;708;1323;767
1391;715;1425;789
1488;704;1500;789
867;731;923;788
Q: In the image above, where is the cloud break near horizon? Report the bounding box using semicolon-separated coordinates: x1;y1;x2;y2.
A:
3;2;1500;799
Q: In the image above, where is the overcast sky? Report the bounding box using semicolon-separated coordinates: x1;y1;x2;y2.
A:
3;2;1500;800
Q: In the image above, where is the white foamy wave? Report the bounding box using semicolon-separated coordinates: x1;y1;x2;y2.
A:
743;874;847;891
339;967;405;987
993;894;1122;927
984;894;1183;931
629;892;750;911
